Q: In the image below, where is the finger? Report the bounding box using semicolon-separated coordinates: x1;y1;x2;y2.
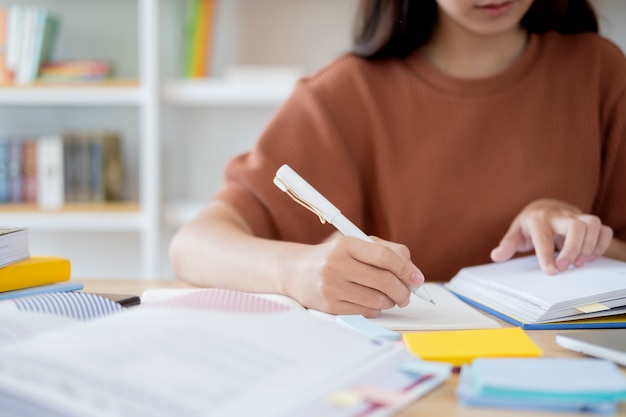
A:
337;275;397;310
315;256;397;311
348;241;417;306
491;227;526;262
573;215;601;266
589;225;614;261
323;299;383;318
370;236;411;260
527;219;558;274
554;219;585;270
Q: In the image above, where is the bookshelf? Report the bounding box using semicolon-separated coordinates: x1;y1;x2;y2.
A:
0;0;624;280
0;0;355;279
0;0;160;279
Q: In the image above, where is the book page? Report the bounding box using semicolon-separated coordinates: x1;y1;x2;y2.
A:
369;283;499;330
0;311;77;346
0;308;444;417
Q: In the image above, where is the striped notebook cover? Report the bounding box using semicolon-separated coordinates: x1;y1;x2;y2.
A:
11;292;124;320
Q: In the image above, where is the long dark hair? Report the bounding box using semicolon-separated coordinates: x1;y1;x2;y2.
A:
353;0;598;58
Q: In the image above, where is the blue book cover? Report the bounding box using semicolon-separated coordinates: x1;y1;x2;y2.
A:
0;281;83;301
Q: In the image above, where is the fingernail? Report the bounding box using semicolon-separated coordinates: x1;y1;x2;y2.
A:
574;255;585;267
410;271;424;285
557;259;570;271
547;263;559;275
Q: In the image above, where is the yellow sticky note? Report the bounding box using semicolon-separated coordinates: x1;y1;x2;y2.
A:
402;327;543;366
327;390;363;407
575;303;610;313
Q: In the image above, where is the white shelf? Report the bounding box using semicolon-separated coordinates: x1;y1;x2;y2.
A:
0;84;144;106
162;200;204;228
2;211;147;232
163;79;295;106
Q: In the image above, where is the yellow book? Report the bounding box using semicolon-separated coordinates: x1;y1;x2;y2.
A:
0;256;71;292
402;327;543;366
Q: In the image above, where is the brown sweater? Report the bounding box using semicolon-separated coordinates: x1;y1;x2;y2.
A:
216;31;626;281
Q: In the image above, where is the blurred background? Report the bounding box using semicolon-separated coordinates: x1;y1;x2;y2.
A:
0;0;623;281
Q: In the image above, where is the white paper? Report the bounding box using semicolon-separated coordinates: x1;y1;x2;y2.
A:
0;307;444;417
142;283;500;330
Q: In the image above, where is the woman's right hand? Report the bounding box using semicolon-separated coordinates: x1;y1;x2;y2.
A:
287;235;424;317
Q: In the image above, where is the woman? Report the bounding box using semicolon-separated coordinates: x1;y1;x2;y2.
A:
170;0;626;317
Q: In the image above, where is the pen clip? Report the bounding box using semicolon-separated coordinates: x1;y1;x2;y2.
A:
274;177;327;224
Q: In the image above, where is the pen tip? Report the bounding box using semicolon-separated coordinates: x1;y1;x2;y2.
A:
429;300;436;305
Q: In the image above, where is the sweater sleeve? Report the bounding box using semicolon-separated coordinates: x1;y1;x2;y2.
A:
214;58;373;243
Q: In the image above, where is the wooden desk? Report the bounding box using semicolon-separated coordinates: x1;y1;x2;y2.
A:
77;279;626;417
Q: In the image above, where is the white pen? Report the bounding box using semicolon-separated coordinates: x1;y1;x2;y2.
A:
273;164;435;305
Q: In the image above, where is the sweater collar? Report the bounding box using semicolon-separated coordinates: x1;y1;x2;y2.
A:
406;32;542;96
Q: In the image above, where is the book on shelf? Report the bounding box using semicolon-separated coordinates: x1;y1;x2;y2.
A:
0;288;452;417
63;130;125;204
0;130;125;209
0;226;29;268
183;0;217;78
5;4;59;85
38;60;112;83
0;139;9;202
8;139;21;202
36;134;64;209
0;7;8;84
0;255;70;293
21;138;37;203
445;255;626;330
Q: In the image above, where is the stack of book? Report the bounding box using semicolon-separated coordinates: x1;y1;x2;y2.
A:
37;60;111;83
457;358;626;414
0;130;125;208
0;4;60;85
0;226;77;299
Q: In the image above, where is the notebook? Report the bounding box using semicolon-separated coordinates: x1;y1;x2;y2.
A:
445;255;626;329
457;358;626;414
556;330;626;366
142;283;500;331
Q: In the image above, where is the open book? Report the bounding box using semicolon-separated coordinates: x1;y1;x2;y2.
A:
445;255;626;330
0;289;452;417
142;282;500;331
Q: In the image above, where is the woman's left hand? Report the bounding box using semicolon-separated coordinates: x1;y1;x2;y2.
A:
490;198;613;274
